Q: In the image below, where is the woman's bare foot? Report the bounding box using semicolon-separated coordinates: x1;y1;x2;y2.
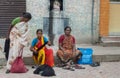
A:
73;64;85;69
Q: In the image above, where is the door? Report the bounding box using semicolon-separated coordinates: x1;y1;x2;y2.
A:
0;0;26;38
109;1;120;35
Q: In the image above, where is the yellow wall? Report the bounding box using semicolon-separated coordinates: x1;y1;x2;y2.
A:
109;4;120;33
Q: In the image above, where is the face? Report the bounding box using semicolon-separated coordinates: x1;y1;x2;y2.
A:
37;31;42;38
22;17;30;22
65;28;71;35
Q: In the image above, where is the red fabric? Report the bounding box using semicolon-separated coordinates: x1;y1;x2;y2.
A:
59;35;75;44
45;48;54;67
10;57;28;73
35;39;42;48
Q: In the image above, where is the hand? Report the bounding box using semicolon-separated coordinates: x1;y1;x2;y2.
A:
47;41;51;46
63;52;68;56
33;49;37;53
33;50;38;55
20;44;25;49
0;46;2;51
9;60;13;65
17;33;21;37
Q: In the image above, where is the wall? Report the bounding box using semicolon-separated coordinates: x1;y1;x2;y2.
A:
26;0;50;40
99;0;109;36
26;0;100;44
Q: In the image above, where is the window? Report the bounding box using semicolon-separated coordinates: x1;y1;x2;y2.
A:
110;0;120;2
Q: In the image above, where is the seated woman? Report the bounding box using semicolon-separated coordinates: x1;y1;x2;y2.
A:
57;26;84;70
30;29;54;68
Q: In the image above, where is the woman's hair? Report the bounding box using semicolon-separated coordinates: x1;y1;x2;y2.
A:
36;29;43;34
64;26;71;31
22;12;32;19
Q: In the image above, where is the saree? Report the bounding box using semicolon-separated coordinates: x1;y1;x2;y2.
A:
33;37;54;67
6;22;29;70
57;35;80;63
33;36;45;65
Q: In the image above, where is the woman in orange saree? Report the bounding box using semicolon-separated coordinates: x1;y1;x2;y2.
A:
57;26;84;70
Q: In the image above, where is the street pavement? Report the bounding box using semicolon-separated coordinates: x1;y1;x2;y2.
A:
0;62;120;78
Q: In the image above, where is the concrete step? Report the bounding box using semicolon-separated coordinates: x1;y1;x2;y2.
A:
101;36;120;46
0;54;120;66
1;38;120;65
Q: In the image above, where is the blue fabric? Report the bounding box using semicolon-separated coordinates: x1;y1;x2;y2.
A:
31;37;48;47
77;48;93;64
44;37;48;43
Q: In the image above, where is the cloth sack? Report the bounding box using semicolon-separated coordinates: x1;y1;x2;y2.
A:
10;56;28;73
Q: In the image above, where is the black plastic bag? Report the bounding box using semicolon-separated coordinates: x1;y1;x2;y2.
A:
34;64;56;76
4;38;10;60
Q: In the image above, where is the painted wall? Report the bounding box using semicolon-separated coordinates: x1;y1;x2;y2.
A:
26;0;49;40
99;0;109;36
26;0;100;44
109;3;120;35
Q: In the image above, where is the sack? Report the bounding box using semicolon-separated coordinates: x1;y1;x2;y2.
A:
34;64;56;76
77;48;93;64
10;56;28;73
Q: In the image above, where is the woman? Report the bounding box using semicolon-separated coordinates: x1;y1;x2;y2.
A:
6;12;32;73
57;26;84;70
4;12;32;61
30;29;54;68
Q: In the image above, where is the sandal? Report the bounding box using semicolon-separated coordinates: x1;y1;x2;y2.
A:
0;66;3;69
56;63;67;67
90;62;100;67
6;69;10;74
63;65;75;71
62;65;70;69
73;64;85;69
69;67;75;71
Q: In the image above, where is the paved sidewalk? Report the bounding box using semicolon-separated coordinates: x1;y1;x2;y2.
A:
0;62;120;78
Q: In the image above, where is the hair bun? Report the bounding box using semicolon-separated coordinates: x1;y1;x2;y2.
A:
22;12;26;15
22;12;32;19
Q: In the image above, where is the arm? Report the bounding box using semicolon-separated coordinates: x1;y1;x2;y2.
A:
59;43;68;55
44;37;50;46
58;35;65;52
7;17;19;38
7;24;14;38
29;38;37;53
72;36;76;52
72;44;76;52
59;43;65;52
30;46;37;53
